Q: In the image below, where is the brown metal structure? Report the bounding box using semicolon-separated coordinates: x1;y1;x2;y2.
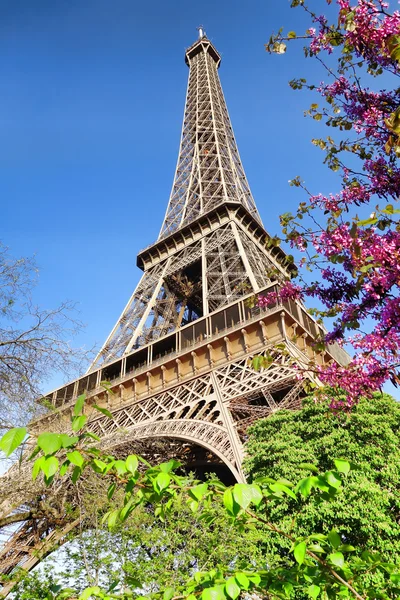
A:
0;31;349;595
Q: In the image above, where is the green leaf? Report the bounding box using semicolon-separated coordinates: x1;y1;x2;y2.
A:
0;427;26;456
252;355;264;371
325;470;342;489
308;544;325;553
339;544;356;552
49;584;63;594
247;574;261;585
114;460;127;476
223;488;240;516
126;454;139;474
74;394;86;416
163;588;175;600
59;461;70;477
313;476;331;493
382;206;400;215
309;533;327;542
72;465;82;483
107;581;119;594
248;483;263;505
107;482;117;500
269;482;297;500
189;483;208;501
27;445;40;461
125;477;136;494
294;541;307;565
287;31;297;39
125;576;141;588
299;463;319;472
59;434;79;448
85;432;101;442
155;472;171;492
159;459;181;473
79;586;101;599
225;577;240;599
107;509;120;529
235;573;250;590
283;582;293;597
329;552;345;568
232;483;262;509
37;433;62;455
359;264;376;273
42;456;59;478
202;588;224;600
308;584;321;598
357;217;378;226
67;451;84;467
334;459;350;475
72;415;87;432
93;404;113;419
32;456;45;480
296;476;316;498
328;529;342;549
58;590;78;599
391;45;400;64
92;459;108;473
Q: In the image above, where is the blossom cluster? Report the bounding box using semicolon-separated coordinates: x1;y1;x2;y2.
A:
258;282;304;309
310;0;400;68
265;0;400;407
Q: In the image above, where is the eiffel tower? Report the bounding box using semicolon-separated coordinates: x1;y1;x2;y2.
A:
0;30;348;593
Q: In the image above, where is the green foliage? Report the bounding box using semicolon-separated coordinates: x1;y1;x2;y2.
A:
244;391;400;590
12;486;265;598
9;567;71;599
3;392;400;598
0;427;26;456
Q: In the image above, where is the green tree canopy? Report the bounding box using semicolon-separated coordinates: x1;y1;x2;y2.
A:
245;392;400;566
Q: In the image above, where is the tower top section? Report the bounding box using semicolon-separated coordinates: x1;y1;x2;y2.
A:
158;33;262;240
185;32;221;68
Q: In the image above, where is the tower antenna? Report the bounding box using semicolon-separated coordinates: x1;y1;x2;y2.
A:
197;25;206;39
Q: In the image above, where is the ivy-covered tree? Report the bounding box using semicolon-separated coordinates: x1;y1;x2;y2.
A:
244;391;400;590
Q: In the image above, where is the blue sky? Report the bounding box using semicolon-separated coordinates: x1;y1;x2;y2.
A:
1;1;379;390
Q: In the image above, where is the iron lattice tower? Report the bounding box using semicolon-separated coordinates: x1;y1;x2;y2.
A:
88;33;265;368
0;32;348;593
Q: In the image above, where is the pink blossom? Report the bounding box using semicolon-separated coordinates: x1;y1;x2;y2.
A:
271;0;400;408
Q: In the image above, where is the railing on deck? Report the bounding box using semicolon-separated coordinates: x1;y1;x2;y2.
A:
41;284;349;411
